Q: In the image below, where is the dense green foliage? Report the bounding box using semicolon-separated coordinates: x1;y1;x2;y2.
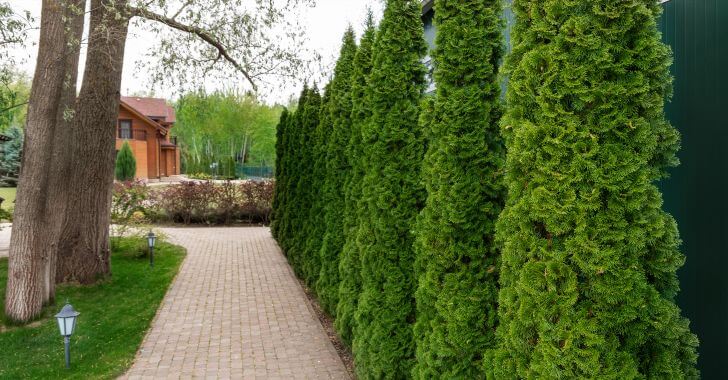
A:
411;0;505;378
352;0;427;377
270;109;290;238
486;1;698;378
272;1;699;378
335;15;376;346
316;28;358;315
280;85;322;281
174;92;281;177
0;124;22;186
0;71;29;187
115;141;137;181
301;84;330;287
0;237;185;378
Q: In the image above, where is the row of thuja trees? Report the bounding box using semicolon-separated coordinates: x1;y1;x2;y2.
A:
272;0;699;378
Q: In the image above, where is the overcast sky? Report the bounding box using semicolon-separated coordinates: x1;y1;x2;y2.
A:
6;0;384;104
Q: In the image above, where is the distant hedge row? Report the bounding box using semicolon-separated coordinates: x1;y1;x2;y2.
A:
272;0;698;378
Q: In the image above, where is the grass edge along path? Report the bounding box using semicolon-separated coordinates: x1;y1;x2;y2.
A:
0;237;185;379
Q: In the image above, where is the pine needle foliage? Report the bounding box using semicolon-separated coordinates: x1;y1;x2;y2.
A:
302;83;331;287
336;14;377;347
411;0;505;378
317;28;358;316
115;141;137;181
487;1;699;378
353;0;427;377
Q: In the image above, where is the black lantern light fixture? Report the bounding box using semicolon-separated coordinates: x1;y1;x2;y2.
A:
55;302;80;369
147;231;157;268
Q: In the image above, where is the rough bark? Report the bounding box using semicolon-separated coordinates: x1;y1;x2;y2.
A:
55;0;130;284
43;0;86;303
4;0;82;322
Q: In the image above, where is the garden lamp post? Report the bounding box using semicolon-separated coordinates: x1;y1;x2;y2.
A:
55;303;80;369
147;231;157;268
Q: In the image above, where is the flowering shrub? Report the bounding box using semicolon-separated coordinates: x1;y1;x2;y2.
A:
111;180;274;225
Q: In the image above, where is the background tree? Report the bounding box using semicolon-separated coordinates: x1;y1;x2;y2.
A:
335;14;376;346
0;125;22;186
115;141;137;181
316;28;357;315
6;0;316;322
487;0;698;377
353;0;427;377
411;0;505;378
174;92;281;177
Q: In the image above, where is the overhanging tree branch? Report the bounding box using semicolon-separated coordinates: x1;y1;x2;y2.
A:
127;6;258;91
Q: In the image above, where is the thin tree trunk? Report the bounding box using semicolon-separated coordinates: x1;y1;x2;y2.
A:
4;0;81;322
56;0;130;284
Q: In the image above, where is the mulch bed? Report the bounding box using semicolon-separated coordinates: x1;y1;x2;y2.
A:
297;279;356;379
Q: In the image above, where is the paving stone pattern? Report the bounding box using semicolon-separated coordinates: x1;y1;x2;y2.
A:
122;227;349;379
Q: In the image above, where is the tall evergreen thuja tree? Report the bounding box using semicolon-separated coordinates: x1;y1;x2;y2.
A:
353;0;427;377
487;1;699;378
270;108;290;239
412;0;506;377
288;85;321;277
279;85;310;264
302;83;332;287
336;14;376;346
115;141;137;181
276;87;306;253
317;28;358;315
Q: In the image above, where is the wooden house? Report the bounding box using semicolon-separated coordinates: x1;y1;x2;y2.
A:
116;96;180;180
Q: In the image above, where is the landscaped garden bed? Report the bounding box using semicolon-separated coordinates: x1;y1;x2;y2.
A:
0;237;185;379
113;180;274;227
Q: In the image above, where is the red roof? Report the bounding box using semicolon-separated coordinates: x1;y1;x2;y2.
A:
120;96;176;123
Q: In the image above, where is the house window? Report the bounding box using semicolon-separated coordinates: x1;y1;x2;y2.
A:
118;120;132;139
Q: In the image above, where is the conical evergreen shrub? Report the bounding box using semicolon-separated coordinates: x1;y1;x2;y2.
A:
317;27;358;315
270;108;290;239
277;87;307;254
302;83;331;287
487;1;699;377
289;85;321;279
336;14;377;347
353;0;427;377
412;0;505;378
115;141;137;181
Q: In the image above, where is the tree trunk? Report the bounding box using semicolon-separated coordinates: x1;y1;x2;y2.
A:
43;0;86;303
4;0;83;322
56;0;130;284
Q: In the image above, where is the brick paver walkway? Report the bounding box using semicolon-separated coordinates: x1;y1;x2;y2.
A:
122;227;349;379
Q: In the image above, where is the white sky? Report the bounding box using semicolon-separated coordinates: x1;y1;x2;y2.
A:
5;0;384;104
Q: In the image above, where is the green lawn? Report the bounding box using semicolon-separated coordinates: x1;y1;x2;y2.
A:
0;187;16;210
0;237;185;379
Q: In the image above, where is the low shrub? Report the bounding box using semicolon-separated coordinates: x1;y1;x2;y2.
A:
111;180;274;225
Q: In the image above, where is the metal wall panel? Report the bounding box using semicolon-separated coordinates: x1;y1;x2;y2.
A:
660;0;728;377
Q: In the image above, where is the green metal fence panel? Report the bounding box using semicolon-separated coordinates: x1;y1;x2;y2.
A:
660;1;728;377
